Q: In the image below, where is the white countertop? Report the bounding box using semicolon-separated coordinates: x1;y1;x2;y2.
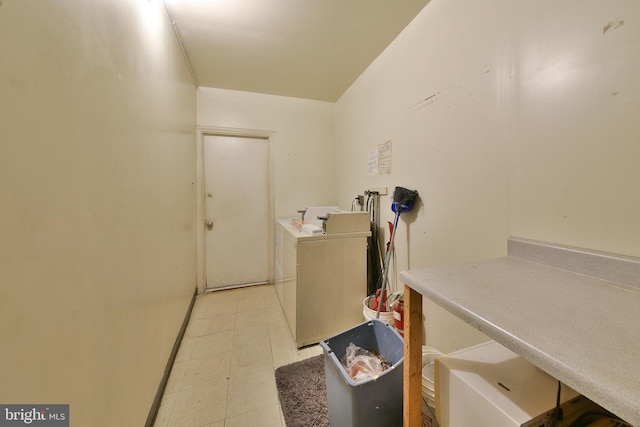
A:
400;238;640;426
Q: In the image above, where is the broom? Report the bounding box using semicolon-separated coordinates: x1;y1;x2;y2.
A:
376;186;419;320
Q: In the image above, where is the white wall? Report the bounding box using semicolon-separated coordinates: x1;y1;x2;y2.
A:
335;0;640;352
0;1;196;425
197;87;337;219
508;1;640;257
335;0;511;352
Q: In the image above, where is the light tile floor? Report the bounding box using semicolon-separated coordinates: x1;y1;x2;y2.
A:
153;284;323;427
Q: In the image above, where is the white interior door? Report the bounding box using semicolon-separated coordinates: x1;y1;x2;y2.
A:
204;134;270;290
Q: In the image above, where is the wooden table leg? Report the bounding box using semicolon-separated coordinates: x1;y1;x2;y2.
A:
404;284;423;427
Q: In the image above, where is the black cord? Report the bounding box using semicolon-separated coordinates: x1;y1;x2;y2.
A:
548;381;563;427
556;381;563;420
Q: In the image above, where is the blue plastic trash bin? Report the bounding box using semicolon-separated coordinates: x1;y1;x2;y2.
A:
320;319;404;427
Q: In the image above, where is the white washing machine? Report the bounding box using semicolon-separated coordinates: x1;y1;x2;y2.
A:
275;212;371;348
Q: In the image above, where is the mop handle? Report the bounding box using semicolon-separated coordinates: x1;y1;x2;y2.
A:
376;210;400;319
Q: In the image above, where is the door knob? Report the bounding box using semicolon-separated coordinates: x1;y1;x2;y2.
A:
206;221;214;230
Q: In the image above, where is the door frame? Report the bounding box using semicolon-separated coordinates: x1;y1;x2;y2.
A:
196;126;275;294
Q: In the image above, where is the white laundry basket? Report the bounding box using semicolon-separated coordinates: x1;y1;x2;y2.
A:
421;346;442;427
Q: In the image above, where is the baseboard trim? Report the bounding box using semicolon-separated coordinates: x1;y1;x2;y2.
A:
145;286;198;427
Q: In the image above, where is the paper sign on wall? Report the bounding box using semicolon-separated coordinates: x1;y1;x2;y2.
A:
368;140;392;176
367;147;379;176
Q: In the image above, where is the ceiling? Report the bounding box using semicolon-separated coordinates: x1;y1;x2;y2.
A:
163;0;431;102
